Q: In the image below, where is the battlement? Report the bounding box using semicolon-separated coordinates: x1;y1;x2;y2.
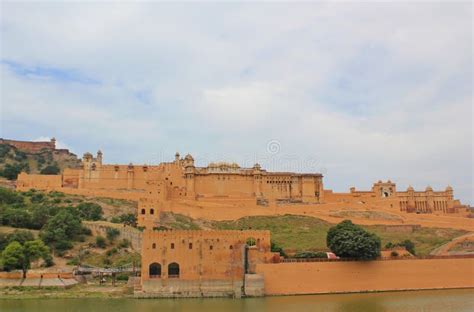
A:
0;137;56;153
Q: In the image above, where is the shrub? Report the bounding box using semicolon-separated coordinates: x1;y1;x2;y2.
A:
116;274;129;281
294;251;327;259
76;202;103;221
270;241;287;257
327;220;381;260
391;251;399;257
118;239;130;249
106;228;120;242
40;164;60;175
96;236;106;248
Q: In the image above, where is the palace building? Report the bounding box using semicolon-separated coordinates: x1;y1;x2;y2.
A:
16;150;468;224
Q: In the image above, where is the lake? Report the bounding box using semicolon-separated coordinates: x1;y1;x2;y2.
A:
0;289;473;312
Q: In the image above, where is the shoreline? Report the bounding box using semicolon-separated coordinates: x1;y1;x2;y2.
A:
1;284;473;300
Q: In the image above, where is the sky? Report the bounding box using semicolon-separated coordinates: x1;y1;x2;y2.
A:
0;2;472;204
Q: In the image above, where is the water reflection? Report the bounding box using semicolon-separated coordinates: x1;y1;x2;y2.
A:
1;289;473;312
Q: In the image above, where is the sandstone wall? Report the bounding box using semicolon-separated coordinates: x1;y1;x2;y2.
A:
83;221;142;252
256;258;474;295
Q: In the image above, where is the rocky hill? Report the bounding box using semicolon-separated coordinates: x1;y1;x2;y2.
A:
0;141;81;180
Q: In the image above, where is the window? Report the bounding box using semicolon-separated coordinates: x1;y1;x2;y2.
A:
168;262;180;278
189;243;193;249
152;243;156;249
141;209;146;215
150;208;154;215
149;263;161;278
171;243;175;249
209;245;213;250
229;245;233;250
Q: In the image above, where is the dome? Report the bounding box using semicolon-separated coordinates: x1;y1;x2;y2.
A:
185;154;194;161
407;185;414;191
425;186;433;191
446;185;453;191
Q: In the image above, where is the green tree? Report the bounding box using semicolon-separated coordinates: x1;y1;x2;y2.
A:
40;210;82;251
76;202;103;221
0;163;27;180
106;228;120;242
40;164;60;175
1;240;51;277
326;220;381;260
401;239;416;255
0;187;25;205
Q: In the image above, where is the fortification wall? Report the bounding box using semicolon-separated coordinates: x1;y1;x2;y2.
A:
0;138;55;153
82;221;142;251
256;258;474;295
16;173;62;190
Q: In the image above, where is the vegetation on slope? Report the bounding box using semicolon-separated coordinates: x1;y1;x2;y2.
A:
0;143;81;180
157;212;468;256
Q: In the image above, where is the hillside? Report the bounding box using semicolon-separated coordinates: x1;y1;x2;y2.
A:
0;142;81;180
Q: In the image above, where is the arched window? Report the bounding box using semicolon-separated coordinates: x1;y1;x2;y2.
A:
152;243;156;249
150;208;154;215
229;245;233;250
149;263;161;278
141;209;146;215
168;262;180;278
246;237;256;247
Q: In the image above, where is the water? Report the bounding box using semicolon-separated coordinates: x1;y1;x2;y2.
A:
0;289;473;312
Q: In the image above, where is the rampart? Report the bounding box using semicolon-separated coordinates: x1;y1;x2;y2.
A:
0;138;56;153
256;258;474;295
83;221;142;251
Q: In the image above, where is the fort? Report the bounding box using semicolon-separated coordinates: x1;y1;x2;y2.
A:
5;144;474;297
16;150;468;229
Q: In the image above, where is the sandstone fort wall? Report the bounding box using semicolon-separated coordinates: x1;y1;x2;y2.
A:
256;258;474;295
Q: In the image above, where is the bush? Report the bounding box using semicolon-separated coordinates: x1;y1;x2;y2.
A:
294;251;327;259
401;240;416;255
106;228;120;242
391;251;399;257
96;236;106;248
40;210;82;251
270;241;287;257
116;274;129;281
327;220;381;260
0;163;27;180
106;247;118;256
118;239;130;249
76;202;103;221
40;164;60;175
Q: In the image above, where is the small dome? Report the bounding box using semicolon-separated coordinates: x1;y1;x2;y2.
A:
387;179;392;183
426;186;433;191
185;154;194;161
407;185;414;191
97;150;102;155
83;152;93;157
446;185;453;191
378;180;382;183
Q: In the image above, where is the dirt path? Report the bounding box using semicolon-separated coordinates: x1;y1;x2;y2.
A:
430;232;474;256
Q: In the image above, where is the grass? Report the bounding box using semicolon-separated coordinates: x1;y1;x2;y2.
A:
159;213;468;256
0;283;132;299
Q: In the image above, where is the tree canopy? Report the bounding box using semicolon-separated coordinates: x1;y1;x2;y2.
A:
326;220;381;260
1;240;51;277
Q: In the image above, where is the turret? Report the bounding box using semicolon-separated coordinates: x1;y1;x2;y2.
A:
175;152;180;163
96;150;103;164
183;154;195;168
50;137;56;149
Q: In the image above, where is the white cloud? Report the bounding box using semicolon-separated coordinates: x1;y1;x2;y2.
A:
0;2;472;204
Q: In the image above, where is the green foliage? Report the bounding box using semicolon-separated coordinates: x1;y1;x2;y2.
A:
116;273;129;281
118;239;130;249
1;240;51;277
76;202;103;221
95;236;106;248
327;220;381;260
40;164;60;175
40;210;82;252
106;228;120;242
384;239;416;255
0;163;29;180
270;241;287;257
294;251;327;259
110;213;137;226
0;187;24;205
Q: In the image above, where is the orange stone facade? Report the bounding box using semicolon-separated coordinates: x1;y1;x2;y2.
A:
139;229;277;297
16;150;468;224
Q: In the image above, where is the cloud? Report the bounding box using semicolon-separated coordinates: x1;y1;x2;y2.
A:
0;2;472;204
